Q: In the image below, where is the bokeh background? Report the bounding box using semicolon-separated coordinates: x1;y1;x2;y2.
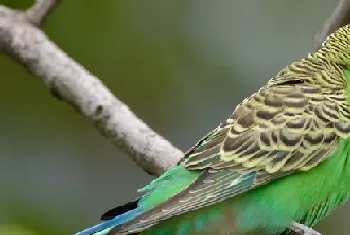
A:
0;0;346;234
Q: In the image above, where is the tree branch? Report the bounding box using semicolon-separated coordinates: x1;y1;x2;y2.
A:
313;0;350;51
24;0;62;27
0;1;183;176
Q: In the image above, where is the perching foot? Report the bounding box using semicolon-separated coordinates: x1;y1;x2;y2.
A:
288;222;322;235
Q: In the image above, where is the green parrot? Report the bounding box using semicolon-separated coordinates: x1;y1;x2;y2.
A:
74;24;350;235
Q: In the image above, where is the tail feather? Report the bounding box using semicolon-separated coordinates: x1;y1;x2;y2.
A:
73;166;200;235
73;207;145;235
100;200;139;221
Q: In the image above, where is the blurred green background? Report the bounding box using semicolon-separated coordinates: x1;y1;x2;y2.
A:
0;0;346;234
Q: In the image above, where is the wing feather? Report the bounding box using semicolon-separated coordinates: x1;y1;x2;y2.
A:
110;80;350;234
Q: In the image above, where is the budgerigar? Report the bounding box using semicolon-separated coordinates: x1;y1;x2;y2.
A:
74;24;350;235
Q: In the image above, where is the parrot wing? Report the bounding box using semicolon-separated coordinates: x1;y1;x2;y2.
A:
109;77;350;234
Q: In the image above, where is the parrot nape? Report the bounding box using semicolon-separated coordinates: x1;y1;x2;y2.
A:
74;24;350;235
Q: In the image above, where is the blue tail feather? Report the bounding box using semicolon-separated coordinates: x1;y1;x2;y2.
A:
74;166;198;235
73;207;145;235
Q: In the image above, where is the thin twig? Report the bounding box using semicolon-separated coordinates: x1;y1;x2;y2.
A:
289;222;321;235
0;2;183;176
313;0;350;51
24;0;62;27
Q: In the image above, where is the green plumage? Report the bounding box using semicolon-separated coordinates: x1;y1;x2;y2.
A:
75;25;350;235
